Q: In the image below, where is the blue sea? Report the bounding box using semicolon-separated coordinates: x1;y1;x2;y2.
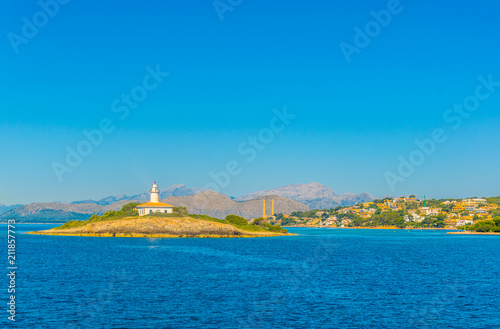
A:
2;225;500;328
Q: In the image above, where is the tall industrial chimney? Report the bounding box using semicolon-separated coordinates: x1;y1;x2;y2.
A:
263;199;266;219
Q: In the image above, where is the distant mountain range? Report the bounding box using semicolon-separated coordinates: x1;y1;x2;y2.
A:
164;191;308;219
236;182;373;209
70;184;197;205
0;182;371;223
0;203;23;215
0;200;135;223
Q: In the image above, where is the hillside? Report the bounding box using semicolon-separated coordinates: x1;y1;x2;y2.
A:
0;203;23;215
486;196;500;206
71;184;197;205
29;204;290;238
236;182;373;209
164;191;309;219
0;200;135;223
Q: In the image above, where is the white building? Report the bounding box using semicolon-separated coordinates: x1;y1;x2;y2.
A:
456;219;473;227
412;214;425;223
463;198;487;205
136;182;174;216
419;207;440;216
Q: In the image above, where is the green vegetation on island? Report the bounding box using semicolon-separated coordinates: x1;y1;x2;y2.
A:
55;202;141;229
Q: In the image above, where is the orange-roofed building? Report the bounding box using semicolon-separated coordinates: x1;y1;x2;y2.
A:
136;182;174;216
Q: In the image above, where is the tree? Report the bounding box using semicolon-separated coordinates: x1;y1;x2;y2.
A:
442;204;452;213
395;218;406;229
351;216;364;227
225;215;248;225
252;218;265;226
173;206;188;214
434;216;446;228
486;196;500;206
493;217;500;226
491;209;500;217
122;202;140;212
476;225;492;232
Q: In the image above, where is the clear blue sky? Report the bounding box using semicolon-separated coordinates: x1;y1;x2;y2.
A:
1;0;500;204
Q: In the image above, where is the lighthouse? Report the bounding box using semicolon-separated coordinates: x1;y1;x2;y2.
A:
136;181;174;216
150;181;160;202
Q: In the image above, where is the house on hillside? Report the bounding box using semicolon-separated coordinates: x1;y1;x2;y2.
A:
456;219;473;227
412;214;424;223
419;207;441;216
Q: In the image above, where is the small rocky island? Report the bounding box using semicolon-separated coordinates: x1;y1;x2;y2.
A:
29;203;291;238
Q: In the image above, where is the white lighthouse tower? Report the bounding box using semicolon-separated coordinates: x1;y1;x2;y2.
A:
150;181;160;202
136;181;174;216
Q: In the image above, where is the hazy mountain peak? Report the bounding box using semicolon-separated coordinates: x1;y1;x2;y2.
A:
236;182;372;209
236;182;337;201
70;183;198;206
163;191;308;219
0;203;23;215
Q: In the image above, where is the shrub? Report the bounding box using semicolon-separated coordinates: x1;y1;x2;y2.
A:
264;223;288;233
144;212;183;218
53;220;86;230
252;218;265;226
122;203;140;212
173;206;188;214
225;215;248;226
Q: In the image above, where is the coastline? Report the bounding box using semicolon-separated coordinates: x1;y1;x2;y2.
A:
284;226;456;231
447;231;500;235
